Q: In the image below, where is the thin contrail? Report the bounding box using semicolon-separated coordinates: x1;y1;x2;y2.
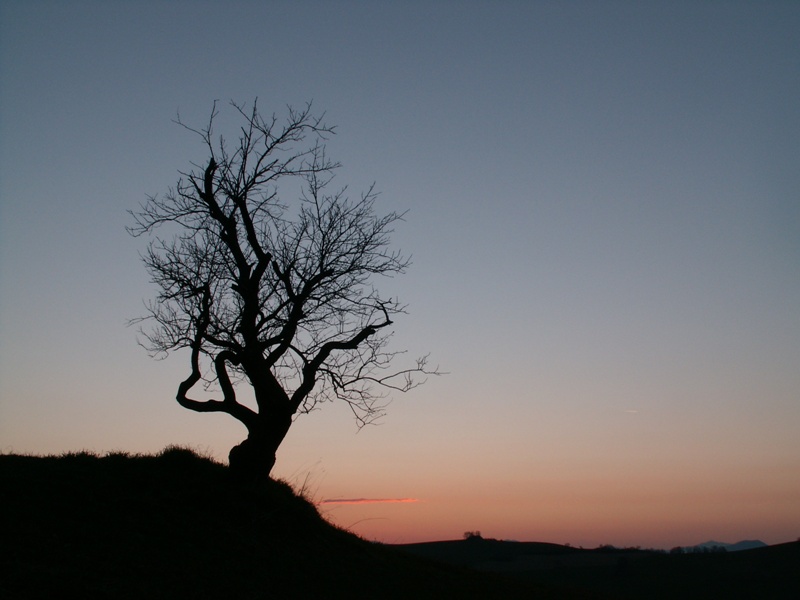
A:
319;497;419;505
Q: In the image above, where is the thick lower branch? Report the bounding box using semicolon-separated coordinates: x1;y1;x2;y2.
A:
176;372;259;430
176;293;258;428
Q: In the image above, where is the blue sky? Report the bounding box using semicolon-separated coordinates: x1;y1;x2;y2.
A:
1;1;798;547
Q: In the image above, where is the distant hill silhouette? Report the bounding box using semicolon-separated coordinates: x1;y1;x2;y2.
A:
686;539;767;552
0;449;582;599
394;536;799;599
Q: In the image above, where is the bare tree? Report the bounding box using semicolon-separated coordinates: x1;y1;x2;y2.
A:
129;100;435;479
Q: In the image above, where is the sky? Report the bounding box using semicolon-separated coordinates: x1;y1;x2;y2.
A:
1;1;798;549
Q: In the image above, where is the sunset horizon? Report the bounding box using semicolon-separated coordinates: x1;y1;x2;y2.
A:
2;0;798;563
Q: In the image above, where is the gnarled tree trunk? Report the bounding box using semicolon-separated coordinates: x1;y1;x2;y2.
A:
227;411;292;481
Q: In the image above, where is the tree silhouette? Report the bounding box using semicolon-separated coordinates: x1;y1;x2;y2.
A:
129;100;435;479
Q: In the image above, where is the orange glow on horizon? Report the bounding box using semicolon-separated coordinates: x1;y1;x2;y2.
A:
314;468;800;548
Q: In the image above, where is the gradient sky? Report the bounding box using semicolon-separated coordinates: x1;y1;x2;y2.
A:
1;1;798;549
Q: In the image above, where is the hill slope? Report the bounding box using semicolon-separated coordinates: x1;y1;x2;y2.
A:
0;449;584;599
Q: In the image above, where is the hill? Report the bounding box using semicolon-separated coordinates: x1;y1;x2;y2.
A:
396;537;655;571
0;449;586;599
394;537;800;599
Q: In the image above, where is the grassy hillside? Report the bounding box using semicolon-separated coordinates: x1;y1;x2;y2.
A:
0;448;590;599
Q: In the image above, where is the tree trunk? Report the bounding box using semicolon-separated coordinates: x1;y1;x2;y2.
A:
227;412;292;481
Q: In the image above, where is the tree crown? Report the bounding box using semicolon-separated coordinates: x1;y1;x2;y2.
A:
129;100;433;427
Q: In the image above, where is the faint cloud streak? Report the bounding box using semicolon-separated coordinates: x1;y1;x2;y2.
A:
319;497;419;505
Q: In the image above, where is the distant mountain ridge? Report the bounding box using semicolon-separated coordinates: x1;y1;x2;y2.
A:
686;540;767;552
